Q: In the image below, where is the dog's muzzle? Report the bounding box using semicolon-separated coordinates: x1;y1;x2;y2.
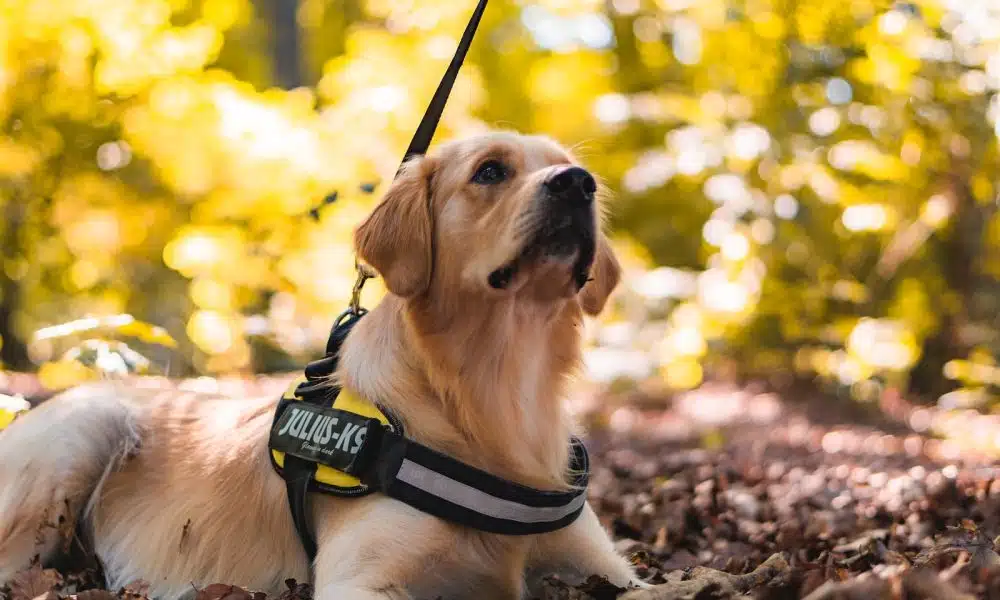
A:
487;166;598;291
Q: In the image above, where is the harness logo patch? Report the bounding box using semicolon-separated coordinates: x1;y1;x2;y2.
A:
270;403;374;472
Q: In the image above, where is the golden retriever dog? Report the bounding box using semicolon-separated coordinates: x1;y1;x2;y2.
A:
0;131;642;599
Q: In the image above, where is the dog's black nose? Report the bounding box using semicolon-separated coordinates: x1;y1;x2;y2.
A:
545;166;596;204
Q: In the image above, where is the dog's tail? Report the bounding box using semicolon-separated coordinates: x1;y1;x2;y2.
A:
0;383;141;582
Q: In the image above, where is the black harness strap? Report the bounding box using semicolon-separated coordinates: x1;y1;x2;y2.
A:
274;311;366;561
366;433;590;535
281;456;318;560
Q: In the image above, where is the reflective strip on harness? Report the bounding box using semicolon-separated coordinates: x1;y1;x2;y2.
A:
369;431;590;536
395;460;587;524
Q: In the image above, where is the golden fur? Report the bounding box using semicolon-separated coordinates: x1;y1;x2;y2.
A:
0;132;639;599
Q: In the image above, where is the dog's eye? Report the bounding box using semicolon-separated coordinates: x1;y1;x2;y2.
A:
471;160;508;185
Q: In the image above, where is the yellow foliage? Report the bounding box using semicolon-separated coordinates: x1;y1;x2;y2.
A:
0;139;42;177
0;0;996;390
888;279;937;342
187;309;236;354
37;360;97;390
201;0;249;30
0;394;30;430
661;358;704;390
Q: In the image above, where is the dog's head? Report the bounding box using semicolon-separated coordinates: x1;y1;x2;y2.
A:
354;132;620;316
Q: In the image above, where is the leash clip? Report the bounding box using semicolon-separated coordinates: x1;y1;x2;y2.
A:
349;258;376;316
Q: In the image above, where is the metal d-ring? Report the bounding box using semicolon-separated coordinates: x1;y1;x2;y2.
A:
348;258;376;316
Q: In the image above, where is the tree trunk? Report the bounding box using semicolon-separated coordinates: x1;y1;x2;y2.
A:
0;197;31;370
910;171;980;400
269;0;302;89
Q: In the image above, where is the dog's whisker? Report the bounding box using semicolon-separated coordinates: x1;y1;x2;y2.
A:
567;139;601;160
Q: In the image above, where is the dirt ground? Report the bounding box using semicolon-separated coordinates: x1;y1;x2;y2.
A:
3;378;1000;599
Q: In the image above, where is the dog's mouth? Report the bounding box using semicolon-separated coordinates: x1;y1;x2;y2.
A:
488;216;596;292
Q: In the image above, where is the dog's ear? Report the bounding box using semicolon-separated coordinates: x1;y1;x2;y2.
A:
579;235;621;315
354;157;435;298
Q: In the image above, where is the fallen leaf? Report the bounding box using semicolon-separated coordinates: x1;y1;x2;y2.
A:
195;584;251;600
119;580;149;600
74;591;117;600
801;575;890;600
901;569;976;600
8;565;63;600
577;575;625;600
276;580;312;600
619;553;789;600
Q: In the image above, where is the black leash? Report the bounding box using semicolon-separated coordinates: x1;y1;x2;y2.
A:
401;0;489;165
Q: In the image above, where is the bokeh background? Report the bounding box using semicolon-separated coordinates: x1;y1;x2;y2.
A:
2;0;1000;438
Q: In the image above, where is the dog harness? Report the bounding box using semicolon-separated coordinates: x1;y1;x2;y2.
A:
268;311;590;561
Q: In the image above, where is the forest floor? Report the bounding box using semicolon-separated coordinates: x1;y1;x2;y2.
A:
2;375;1000;599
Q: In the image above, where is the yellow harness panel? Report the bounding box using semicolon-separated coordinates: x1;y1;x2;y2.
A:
270;377;393;489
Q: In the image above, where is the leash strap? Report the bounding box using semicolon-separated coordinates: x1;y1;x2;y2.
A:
401;0;489;166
